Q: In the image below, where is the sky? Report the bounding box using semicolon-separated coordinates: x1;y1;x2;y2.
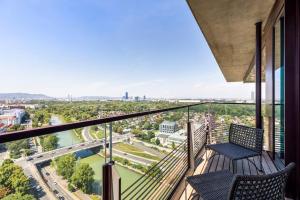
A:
0;0;255;99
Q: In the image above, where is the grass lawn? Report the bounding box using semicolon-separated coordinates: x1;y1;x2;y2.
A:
114;143;161;161
89;126;105;139
79;154;141;194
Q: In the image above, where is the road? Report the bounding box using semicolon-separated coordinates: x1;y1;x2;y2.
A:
112;149;153;165
29;134;131;164
41;166;77;200
82;127;94;142
81;128;154;165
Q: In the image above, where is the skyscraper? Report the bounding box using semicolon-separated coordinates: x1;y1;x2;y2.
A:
125;92;128;100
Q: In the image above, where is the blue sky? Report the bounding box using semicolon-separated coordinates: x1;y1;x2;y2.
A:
0;0;254;99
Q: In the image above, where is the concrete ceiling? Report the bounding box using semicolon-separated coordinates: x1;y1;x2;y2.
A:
187;0;275;82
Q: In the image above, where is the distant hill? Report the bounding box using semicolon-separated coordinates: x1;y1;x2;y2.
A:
0;93;53;100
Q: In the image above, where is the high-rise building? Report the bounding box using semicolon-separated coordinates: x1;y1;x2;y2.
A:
125;92;129;100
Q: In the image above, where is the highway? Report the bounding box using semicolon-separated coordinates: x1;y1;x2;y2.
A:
29;134;131;164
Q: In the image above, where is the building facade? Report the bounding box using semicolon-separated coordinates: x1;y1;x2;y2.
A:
0;109;25;126
159;120;178;134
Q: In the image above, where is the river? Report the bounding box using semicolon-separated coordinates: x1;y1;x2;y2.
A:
50;116;142;195
50;116;82;148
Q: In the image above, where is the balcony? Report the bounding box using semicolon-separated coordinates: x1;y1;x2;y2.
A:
1;0;300;199
0;102;288;200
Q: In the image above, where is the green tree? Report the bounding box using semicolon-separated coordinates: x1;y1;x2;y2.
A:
7;124;25;132
116;126;123;134
71;163;95;193
147;131;155;140
0;160;30;196
2;193;35;200
171;142;176;150
132;128;142;135
143;122;152;130
40;135;58;151
8;140;30;159
155;138;160;145
55;154;76;180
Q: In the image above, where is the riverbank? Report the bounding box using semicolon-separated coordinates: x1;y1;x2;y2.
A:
55;115;84;141
50;115;83;148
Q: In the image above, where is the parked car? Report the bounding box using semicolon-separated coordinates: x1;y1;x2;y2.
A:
26;157;33;161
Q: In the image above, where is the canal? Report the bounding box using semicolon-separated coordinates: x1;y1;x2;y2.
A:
50;116;83;148
50;116;142;195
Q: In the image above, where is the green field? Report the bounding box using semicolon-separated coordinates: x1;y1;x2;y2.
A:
89;126;105;139
114;143;161;161
79;154;142;194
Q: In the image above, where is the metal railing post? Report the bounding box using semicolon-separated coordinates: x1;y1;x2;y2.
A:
109;122;113;162
104;124;107;163
187;107;195;170
102;163;113;200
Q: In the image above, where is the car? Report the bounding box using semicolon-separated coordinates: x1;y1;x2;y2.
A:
51;151;56;154
53;189;59;194
59;196;65;200
26;157;33;161
81;144;85;146
54;181;57;185
45;172;50;176
37;155;43;158
68;147;72;150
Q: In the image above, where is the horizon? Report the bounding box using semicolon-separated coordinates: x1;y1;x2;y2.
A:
0;92;257;100
0;0;255;99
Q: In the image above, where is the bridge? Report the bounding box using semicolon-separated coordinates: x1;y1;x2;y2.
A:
30;134;131;164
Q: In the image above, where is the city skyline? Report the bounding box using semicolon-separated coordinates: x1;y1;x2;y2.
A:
0;0;255;99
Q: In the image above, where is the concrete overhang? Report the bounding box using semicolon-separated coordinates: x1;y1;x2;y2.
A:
187;0;276;82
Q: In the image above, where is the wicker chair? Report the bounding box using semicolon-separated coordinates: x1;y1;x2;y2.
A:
185;162;295;200
206;123;264;173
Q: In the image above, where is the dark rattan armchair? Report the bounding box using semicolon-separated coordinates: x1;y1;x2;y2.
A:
186;162;295;200
206;124;264;173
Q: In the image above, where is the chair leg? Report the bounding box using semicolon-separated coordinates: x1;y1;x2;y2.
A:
260;155;264;173
232;160;236;174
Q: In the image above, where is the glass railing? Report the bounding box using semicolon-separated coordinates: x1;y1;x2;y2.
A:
0;102;283;200
0;104;193;200
1;127;104;200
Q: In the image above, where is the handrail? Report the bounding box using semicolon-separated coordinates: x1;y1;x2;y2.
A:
0;102;257;143
0;103;203;143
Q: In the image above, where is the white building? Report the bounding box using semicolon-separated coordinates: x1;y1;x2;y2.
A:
159;120;178;134
0;109;25;126
156;129;187;146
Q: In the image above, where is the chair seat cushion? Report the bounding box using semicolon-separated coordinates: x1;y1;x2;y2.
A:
186;170;234;200
207;143;259;160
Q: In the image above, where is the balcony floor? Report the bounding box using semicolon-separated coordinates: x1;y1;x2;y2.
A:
180;150;283;200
